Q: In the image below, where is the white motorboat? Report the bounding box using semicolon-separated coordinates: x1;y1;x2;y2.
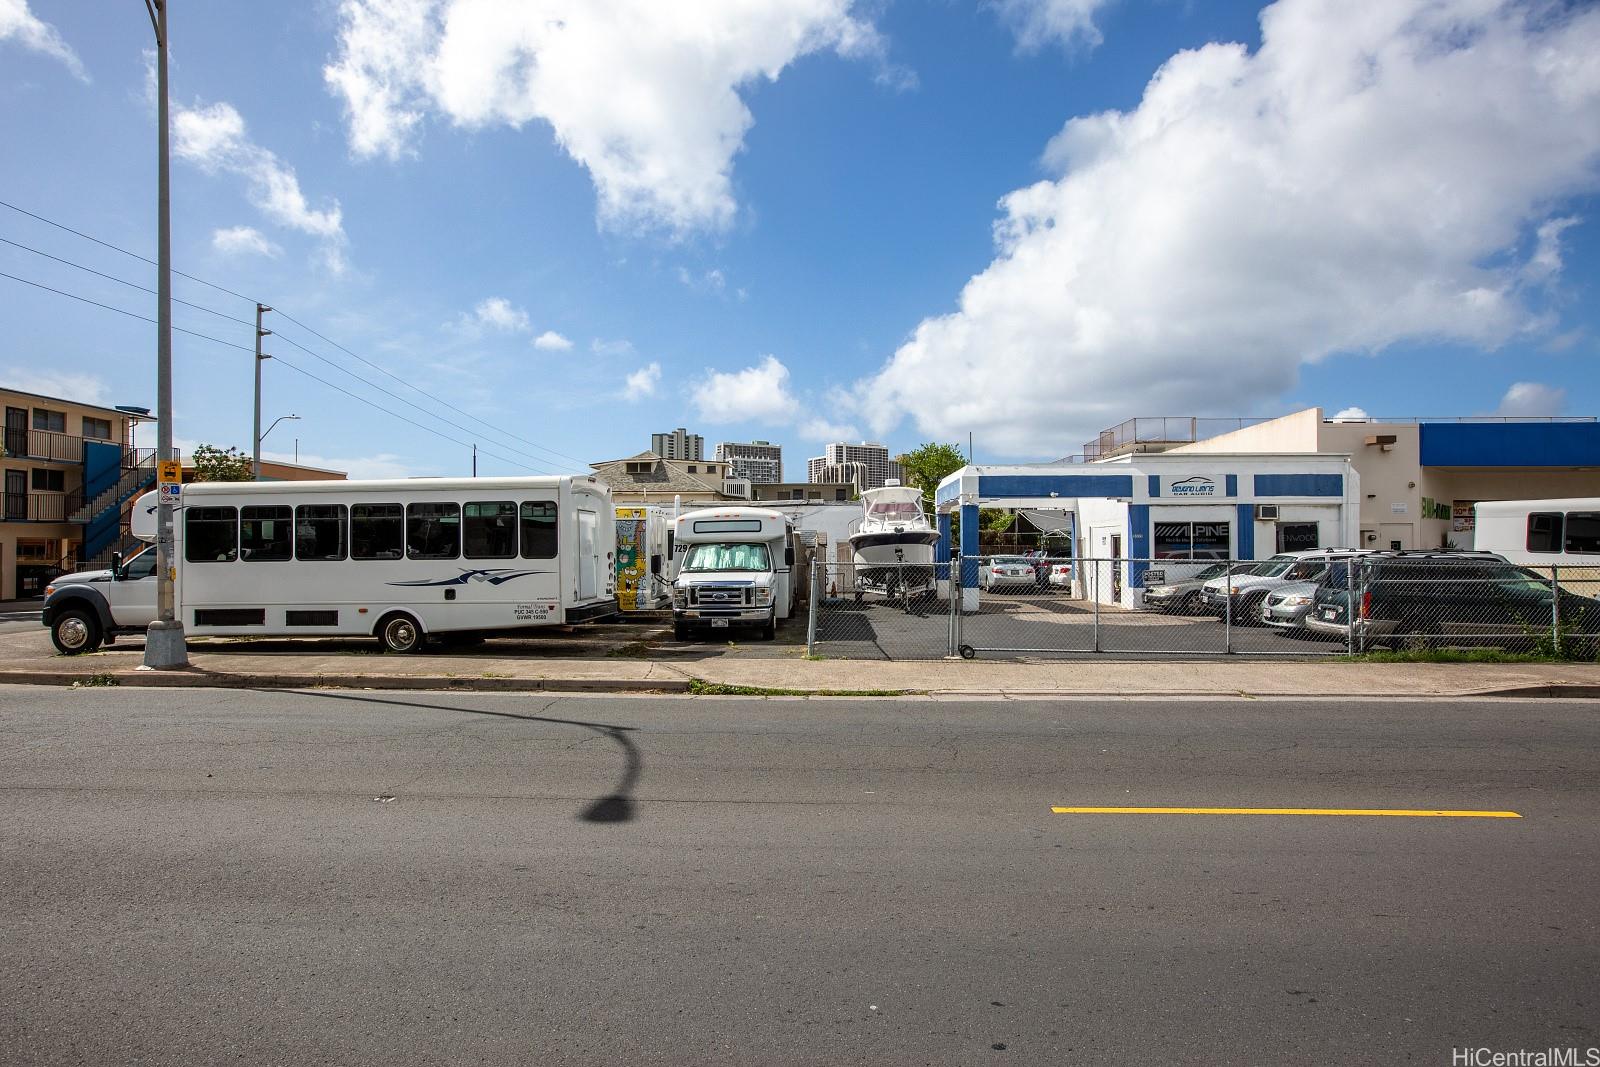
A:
849;483;940;594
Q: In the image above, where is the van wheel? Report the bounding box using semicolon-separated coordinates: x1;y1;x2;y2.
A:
52;608;103;655
760;616;776;641
377;613;426;654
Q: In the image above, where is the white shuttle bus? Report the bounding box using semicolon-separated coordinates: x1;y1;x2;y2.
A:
1474;498;1600;565
43;475;616;654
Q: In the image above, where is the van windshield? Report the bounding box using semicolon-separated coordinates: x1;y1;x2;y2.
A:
682;542;771;572
1246;559;1293;577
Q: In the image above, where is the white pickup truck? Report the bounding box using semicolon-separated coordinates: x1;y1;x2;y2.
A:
41;545;160;654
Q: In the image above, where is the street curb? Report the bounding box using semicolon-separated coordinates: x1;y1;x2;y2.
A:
1468;684;1600;699
0;670;690;694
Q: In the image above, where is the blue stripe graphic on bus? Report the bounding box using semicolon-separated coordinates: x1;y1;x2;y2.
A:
386;568;549;587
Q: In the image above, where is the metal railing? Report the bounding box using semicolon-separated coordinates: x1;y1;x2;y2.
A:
2;491;70;523
805;555;1600;661
1;428;92;463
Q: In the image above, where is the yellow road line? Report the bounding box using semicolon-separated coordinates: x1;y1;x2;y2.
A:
1050;806;1522;818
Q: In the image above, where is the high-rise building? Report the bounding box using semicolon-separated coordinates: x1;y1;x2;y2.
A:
715;439;783;484
650;427;704;462
807;442;901;491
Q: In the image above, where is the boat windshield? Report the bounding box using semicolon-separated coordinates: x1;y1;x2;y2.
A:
682;542;771;572
868;502;925;521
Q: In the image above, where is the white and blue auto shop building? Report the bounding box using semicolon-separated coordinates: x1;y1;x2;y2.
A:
934;451;1361;609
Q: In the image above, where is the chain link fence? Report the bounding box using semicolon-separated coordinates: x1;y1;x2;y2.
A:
804;555;1600;661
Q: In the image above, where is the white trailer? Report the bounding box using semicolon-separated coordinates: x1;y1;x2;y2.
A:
670;506;797;640
43;475;616;654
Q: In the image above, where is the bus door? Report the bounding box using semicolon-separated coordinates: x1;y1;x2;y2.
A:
577;509;599;600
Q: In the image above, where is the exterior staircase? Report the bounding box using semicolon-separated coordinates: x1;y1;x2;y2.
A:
69;448;157;561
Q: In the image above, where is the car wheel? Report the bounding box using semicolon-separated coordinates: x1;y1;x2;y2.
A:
51;608;103;656
377;612;426;654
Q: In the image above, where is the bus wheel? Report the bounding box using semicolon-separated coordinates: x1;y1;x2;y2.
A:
52;608;103;655
377;613;426;654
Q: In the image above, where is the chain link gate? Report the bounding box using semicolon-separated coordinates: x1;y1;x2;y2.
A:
806;553;1600;660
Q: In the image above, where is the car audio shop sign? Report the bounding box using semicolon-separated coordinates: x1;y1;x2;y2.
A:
1166;476;1218;498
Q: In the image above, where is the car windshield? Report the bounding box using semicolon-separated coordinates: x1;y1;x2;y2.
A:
682;542;771;572
1194;563;1229;580
1247;559;1293;577
993;557;1030;565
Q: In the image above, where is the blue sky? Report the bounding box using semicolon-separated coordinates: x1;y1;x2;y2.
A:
1;0;1597;479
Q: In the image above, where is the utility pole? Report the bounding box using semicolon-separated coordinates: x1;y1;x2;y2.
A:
143;0;186;669
472;444;477;477
252;303;272;480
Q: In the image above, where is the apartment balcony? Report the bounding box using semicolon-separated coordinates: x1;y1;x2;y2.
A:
2;491;71;523
1;427;100;465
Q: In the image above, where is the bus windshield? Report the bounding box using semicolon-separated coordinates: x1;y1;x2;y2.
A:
682;542;772;572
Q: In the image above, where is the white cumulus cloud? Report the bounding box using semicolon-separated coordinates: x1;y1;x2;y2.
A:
691;355;800;423
623;362;662;401
992;0;1113;51
469;296;530;332
1330;406;1371;421
532;330;573;351
173;100;348;272
0;367;109;406
0;0;87;81
1496;382;1566;418
211;226;282;258
857;0;1600;459
323;0;891;234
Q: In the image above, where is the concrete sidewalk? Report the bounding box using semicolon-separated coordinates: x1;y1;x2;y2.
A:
2;630;1598;697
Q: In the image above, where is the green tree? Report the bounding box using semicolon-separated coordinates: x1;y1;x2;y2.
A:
190;443;254;482
896;442;966;508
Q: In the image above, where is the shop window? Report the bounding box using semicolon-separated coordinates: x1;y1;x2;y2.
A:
520;501;557;559
1153;521;1230;559
185;506;238;562
31;469;65;492
1277;523;1319;552
1526;513;1562;553
351;504;403;560
32;409;65;433
16;541;52;561
407;502;460;560
464;501;517;559
82;416;112;440
295;504;347;561
240;505;293;561
1567;512;1600;555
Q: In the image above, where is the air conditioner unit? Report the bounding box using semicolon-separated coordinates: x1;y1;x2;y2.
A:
1255;504;1279;521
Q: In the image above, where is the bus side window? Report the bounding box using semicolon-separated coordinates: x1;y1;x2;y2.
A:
520;501;557;559
1526;512;1563;553
296;504;348;561
240;505;293;562
407;502;460;560
185;506;238;563
351;503;404;560
464;501;517;559
1567;512;1600;555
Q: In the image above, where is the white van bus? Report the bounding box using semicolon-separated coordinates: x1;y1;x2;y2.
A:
1474;498;1600;566
42;475;616;654
670;506;796;640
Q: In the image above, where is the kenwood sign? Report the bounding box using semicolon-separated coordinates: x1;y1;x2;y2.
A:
1167;476;1218;498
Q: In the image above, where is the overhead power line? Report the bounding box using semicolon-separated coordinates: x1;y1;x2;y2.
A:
0;267;544;474
1;197;591;470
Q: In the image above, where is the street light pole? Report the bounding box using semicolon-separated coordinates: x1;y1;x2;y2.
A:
252;303;272;480
143;0;186;669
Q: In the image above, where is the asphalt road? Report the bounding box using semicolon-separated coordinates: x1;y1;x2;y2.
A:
2;687;1597;1066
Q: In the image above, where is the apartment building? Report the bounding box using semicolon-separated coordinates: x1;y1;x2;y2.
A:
714;439;783;484
2;387;153;600
807;442;903;493
650;427;704;462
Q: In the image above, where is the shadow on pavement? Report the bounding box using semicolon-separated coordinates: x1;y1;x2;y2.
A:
292;689;643;825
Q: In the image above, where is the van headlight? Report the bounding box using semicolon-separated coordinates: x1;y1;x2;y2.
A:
755;587;773;606
671;588;687;608
1148;586;1175;596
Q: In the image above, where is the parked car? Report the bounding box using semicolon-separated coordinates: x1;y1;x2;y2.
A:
1261;580;1322;634
1026;551;1072;589
982;556;1037;592
1303;550;1598;651
1198;551;1357;623
1141;563;1229;614
1046;561;1075;588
